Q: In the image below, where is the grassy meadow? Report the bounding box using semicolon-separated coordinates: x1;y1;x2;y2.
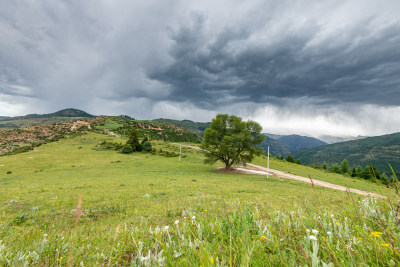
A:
0;132;399;265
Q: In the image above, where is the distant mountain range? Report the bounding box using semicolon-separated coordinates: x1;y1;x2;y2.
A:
318;135;368;144
153;118;210;136
293;132;400;174
0;108;94;129
261;133;327;156
0;108;94;121
260;136;291;156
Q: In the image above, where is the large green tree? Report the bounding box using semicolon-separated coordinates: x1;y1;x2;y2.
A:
201;114;265;170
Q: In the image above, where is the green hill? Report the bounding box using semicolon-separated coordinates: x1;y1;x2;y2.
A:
49;108;94;118
0;108;94;129
293;132;400;174
96;117;203;143
11;108;94;119
153;118;210;136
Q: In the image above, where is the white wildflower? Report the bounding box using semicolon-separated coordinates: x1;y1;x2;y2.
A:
192;216;195;220
306;229;310;234
175;220;179;225
312;229;319;235
164;226;170;231
327;231;332;236
330;214;334;218
309;235;317;241
43;234;48;237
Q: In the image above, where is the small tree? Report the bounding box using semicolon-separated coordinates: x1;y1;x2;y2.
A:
286;154;294;163
330;164;341;174
201;114;265;170
351;167;357;177
356;165;363;177
341;159;350;175
122;130;142;153
362;166;371;180
322;161;328;170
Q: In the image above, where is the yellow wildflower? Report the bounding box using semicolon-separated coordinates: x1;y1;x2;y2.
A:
261;236;267;240
381;243;389;247
209;256;214;264
372;232;383;237
335;222;340;225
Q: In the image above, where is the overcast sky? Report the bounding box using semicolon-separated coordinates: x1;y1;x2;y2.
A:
1;0;400;137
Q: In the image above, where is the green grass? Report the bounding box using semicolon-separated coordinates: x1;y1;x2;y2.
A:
252;157;395;196
94;119;124;130
0;132;399;265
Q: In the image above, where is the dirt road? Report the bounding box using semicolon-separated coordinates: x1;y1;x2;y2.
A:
241;163;384;198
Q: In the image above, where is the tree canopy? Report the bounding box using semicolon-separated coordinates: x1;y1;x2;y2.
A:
201;114;265;169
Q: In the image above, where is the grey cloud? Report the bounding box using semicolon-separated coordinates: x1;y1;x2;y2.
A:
1;0;400;137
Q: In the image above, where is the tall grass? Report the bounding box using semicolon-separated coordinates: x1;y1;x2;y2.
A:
1;196;399;265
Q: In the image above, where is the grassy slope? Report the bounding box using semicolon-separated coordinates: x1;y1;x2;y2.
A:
94;119;123;130
252;157;393;195
1;133;365;220
293;132;400;174
0;133;398;265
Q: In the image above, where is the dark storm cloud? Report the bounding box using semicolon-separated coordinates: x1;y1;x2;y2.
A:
1;0;400;136
150;9;400;109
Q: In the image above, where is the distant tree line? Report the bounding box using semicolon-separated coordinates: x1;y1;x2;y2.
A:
273;154;398;186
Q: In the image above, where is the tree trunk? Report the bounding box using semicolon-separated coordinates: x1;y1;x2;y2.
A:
225;162;233;170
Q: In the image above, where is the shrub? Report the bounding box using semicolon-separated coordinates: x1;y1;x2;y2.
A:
97;141;123;151
120;144;133;154
142;141;152;152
